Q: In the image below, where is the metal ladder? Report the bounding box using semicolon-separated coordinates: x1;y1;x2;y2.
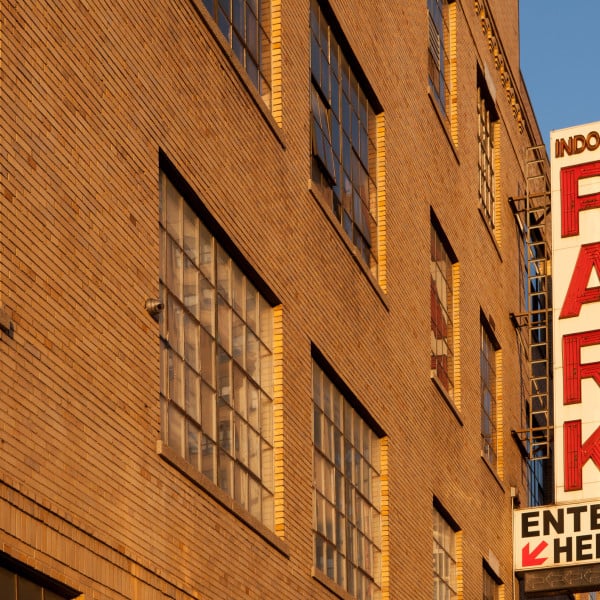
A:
510;145;552;461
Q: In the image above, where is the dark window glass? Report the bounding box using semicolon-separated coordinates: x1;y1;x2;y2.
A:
310;0;380;277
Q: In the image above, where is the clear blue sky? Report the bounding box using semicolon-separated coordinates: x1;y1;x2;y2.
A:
519;1;600;150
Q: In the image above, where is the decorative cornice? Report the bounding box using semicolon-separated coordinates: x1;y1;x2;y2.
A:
474;0;524;133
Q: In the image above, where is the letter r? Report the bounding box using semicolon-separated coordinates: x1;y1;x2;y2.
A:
563;330;600;404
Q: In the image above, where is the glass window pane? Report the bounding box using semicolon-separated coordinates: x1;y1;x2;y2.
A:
232;314;245;366
0;567;15;600
165;179;182;245
235;414;249;466
183;256;199;317
248;477;261;521
309;1;378;270
184;314;199;372
199;277;215;335
160;171;275;530
185;366;201;423
218;398;233;453
166;237;183;300
218;449;233;495
168;403;185;455
217;347;232;406
216;244;231;302
246;281;258;332
248;382;260;430
248;427;260;475
183;202;199;264
170;352;185;407
311;361;381;596
232;263;245;317
233;365;248;418
261;391;273;443
199;222;214;283
201;381;217;441
259;296;272;348
202;435;216;482
200;326;215;386
262;488;274;528
18;578;42;600
186;420;200;469
217;296;232;355
246;329;260;382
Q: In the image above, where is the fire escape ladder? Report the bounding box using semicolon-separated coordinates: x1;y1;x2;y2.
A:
525;145;552;461
509;145;552;462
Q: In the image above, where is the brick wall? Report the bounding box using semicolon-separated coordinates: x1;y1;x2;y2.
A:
0;0;545;597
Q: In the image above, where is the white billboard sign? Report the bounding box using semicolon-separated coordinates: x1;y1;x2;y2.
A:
552;121;600;503
514;501;600;570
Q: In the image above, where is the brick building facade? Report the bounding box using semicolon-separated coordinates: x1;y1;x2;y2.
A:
0;0;566;598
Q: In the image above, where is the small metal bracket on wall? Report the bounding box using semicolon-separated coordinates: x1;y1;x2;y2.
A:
0;306;14;338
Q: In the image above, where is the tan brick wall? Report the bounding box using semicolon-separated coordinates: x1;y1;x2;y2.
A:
0;0;547;598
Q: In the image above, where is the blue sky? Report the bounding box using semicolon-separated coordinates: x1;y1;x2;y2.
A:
519;1;600;150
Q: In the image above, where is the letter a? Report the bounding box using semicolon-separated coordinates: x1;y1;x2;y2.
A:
560;243;600;318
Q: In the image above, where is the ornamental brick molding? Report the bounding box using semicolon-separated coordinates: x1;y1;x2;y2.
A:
474;0;525;133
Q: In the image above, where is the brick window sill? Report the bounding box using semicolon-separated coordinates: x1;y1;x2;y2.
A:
157;440;289;557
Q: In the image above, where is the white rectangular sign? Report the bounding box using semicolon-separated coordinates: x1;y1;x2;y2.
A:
514;501;600;571
551;121;600;503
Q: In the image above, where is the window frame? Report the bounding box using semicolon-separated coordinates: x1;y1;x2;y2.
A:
201;0;273;108
309;0;383;278
482;562;500;600
477;74;499;233
430;218;457;402
0;554;80;600
312;358;383;600
480;316;499;469
427;0;456;129
433;505;459;600
158;169;277;531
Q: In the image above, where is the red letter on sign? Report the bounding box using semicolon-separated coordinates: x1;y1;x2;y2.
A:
560;243;600;318
564;420;600;491
563;330;600;404
561;160;600;237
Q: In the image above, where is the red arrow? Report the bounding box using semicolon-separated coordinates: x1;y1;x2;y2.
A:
522;541;548;567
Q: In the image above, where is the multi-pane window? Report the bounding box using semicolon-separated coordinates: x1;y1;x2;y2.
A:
482;565;499;600
428;0;453;118
310;0;380;277
433;508;457;600
481;321;498;468
478;84;498;230
0;565;76;599
202;0;272;107
159;171;275;529
430;221;455;398
312;361;382;600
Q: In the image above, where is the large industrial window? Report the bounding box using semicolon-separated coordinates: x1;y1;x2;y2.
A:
430;219;457;400
159;171;275;529
428;0;455;127
201;0;272;107
433;506;458;600
312;360;382;600
310;0;382;279
481;318;499;469
482;564;499;600
477;77;498;232
0;563;80;599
